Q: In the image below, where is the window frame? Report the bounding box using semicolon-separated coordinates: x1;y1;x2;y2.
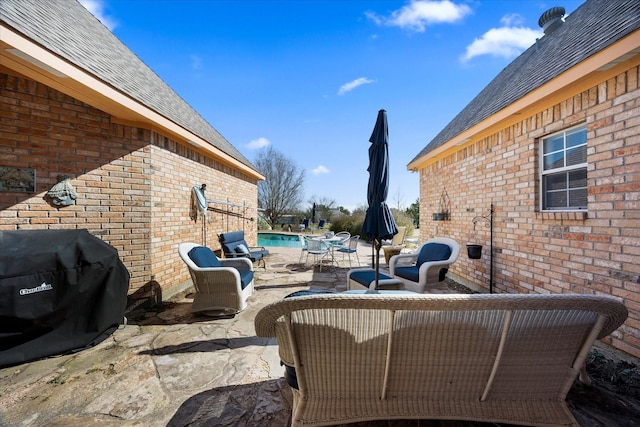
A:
539;125;588;212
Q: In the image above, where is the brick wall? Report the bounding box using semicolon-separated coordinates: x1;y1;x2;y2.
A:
419;65;640;358
148;138;258;292
0;71;258;300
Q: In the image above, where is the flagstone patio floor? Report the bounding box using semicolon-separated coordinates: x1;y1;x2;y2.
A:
1;244;638;427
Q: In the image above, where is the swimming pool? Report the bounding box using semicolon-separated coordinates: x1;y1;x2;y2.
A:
258;232;302;248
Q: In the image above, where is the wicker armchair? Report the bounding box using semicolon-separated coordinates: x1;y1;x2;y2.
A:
255;292;627;427
178;243;254;315
389;237;460;293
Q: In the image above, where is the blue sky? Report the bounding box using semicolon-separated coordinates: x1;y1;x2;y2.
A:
80;0;584;212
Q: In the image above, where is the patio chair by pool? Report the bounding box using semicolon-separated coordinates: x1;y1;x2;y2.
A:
218;230;269;269
178;243;254;315
310;219;325;231
298;234;307;264
255;292;628;427
336;234;360;267
305;238;332;271
333;231;351;245
389;237;459;293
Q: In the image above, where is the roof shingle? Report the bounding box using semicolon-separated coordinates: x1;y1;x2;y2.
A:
410;0;640;164
0;0;257;173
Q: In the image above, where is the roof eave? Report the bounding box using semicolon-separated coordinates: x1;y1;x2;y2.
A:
408;30;640;172
0;25;265;181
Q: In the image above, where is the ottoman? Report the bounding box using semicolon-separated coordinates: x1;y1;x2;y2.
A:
347;268;405;291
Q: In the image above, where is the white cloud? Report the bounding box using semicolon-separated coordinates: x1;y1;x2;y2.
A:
311;165;330;175
461;24;542;62
500;13;524;27
247;137;270;150
338;77;374;95
366;0;472;32
79;0;117;30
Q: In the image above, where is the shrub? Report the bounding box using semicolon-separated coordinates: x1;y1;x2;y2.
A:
392;209;415;238
330;212;364;237
330;209;414;243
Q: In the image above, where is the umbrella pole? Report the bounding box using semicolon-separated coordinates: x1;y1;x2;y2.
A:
371;244;375;269
374;239;380;288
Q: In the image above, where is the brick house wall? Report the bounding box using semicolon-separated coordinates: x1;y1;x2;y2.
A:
147;138;258;293
0;70;259;301
419;64;640;358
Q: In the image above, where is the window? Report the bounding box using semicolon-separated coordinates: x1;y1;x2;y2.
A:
540;126;587;211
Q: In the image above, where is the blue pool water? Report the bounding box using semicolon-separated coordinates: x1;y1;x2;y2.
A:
258;232;302;248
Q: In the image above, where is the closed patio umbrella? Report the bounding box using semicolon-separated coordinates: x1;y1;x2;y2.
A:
311;202;316;224
362;109;398;287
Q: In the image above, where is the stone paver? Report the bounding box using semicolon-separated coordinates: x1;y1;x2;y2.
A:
0;244;387;427
1;243;636;426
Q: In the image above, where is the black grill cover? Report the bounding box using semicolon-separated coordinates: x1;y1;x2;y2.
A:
0;229;130;368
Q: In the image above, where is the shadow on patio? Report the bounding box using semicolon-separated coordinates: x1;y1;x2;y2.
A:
0;245;638;427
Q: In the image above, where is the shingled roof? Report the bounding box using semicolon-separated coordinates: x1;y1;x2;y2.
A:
0;0;258;173
410;0;640;164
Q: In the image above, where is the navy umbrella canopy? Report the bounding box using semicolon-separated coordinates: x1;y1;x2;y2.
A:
311;202;317;224
362;109;398;285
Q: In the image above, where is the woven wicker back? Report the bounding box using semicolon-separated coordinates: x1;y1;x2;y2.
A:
255;293;627;426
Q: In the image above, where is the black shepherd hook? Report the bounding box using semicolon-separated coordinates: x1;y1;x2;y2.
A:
472;204;494;293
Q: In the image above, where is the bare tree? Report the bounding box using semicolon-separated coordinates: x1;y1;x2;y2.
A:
256;146;305;228
392;187;405;211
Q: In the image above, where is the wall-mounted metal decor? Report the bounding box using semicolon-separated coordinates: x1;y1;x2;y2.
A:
47;176;77;207
190;184;256;246
0;167;35;192
432;188;450;221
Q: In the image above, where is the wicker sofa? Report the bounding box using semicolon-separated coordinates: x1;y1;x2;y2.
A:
254;293;627;427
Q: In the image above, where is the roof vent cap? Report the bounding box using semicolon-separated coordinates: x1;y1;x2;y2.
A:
538;6;565;35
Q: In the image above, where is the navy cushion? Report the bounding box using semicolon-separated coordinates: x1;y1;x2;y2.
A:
283;364;299;389
416;243;452;266
257;248;270;256
248;251;262;261
220;231;245;244
285;289;335;298
394;266;419;282
254;248;269;257
337;247;355;254
188;246;221;268
235;243;250;254
239;270;254;289
224;241;241;254
350;270;393;287
394;266;448;283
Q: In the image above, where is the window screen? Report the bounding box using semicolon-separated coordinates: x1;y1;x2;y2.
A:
541;127;587;211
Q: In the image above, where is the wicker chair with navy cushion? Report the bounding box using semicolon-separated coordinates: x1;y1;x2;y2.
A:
218;230;269;269
178;243;254;315
389;237;460;293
